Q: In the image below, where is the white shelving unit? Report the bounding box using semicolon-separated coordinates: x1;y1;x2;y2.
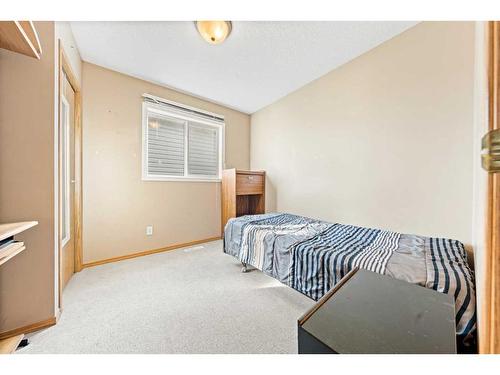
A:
0;21;42;59
0;221;38;354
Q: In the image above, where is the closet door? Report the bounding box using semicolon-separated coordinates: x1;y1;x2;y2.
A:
60;73;76;292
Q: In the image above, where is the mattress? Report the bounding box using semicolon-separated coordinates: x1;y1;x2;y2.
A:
223;213;476;344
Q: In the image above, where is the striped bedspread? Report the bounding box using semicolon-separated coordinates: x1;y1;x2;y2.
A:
223;213;476;343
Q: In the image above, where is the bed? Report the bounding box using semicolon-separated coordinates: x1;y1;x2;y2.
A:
223;212;476;346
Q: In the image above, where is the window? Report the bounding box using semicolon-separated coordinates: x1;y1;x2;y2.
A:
61;96;71;245
142;95;224;181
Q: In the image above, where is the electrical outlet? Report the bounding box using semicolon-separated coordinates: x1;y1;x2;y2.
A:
146;225;153;236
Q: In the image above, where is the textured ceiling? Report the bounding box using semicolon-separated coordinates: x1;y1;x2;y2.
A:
70;21;418;114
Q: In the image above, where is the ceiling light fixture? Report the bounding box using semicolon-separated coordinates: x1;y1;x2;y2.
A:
195;21;232;45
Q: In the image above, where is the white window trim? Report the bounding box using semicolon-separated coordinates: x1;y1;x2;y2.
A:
61;96;71;246
142;101;225;182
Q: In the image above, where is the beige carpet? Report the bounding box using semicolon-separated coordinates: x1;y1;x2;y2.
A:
18;240;314;354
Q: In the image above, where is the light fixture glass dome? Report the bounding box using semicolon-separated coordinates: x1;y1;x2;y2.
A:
196;21;232;45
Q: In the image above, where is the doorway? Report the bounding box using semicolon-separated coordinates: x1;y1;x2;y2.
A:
58;41;82;308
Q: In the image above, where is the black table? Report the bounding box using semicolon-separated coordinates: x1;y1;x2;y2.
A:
298;268;457;354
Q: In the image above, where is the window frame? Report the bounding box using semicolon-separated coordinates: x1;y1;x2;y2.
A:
142;101;225;182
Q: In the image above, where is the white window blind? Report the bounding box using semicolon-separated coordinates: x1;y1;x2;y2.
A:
147;114;185;177
188;124;219;176
142;95;224;181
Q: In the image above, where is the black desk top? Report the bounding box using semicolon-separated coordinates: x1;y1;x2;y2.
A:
299;269;457;354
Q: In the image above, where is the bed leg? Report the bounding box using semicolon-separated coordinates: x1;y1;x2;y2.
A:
241;262;248;273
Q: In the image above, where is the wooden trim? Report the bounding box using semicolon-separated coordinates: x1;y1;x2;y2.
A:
0;317;56;340
74;89;83;273
58;40;83;310
492;175;500;353
57;40;62;309
60;47;80;93
82;237;222;268
481;21;500;354
489;21;500;354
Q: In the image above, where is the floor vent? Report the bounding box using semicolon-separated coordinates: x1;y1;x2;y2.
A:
183;245;205;253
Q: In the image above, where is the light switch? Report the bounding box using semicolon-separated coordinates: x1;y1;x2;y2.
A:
146;225;153;236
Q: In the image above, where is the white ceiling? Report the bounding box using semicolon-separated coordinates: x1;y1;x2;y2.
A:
70;21;418;114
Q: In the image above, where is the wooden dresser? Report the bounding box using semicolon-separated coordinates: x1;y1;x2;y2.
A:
221;169;265;234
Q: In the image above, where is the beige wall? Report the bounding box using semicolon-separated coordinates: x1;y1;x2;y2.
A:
251;22;475;246
0;22;56;332
82;63;250;263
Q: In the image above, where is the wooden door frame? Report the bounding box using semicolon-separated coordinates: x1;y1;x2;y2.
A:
480;21;500;354
57;40;83;310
